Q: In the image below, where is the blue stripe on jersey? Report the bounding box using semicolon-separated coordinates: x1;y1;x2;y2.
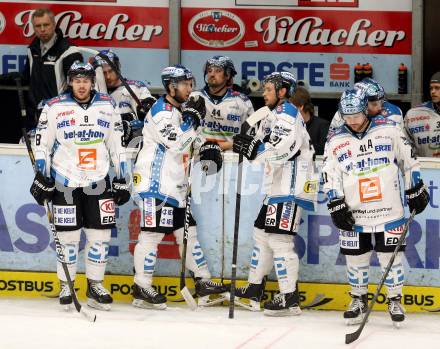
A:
150;96;169;117
36;159;46;174
139;143;179;207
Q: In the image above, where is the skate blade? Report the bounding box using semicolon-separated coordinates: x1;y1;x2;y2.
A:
263;306;302;317
132;299;167;310
198;292;229;307
87;298;111;311
392;320;404;329
234;298;261;312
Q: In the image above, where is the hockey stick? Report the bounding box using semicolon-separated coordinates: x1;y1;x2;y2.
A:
96;52;144;110
229;106;270;319
15;78;96;323
179;149;198;310
345;210;416;344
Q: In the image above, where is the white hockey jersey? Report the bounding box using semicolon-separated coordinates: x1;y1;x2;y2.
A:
329;100;403;135
34;92;127;187
404;103;440;157
191;87;254;144
253;101;317;211
110;80;152;118
132;96;200;208
322;119;422;232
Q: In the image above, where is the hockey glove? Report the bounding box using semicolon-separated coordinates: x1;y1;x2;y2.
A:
327;197;355;231
112;177;131;206
30;172;55;205
405;180;429;215
137;97;156;120
182;96;206;130
200;141;223;175
232;134;262;160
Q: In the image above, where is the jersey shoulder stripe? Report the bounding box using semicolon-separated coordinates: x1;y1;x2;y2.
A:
151;96;173;117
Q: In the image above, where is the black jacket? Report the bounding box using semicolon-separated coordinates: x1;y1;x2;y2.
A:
23;28;83;126
305;114;330;155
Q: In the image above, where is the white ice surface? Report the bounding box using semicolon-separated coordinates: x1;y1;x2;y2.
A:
1;298;440;349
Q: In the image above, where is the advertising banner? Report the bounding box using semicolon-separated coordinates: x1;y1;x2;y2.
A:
1;150;439;289
0;1;169;86
181;0;413;94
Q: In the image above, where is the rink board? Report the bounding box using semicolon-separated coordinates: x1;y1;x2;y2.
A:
0;270;439;313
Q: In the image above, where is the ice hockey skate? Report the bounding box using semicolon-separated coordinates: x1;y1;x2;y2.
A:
86;279;113;311
234;282;265;311
59;281;72;311
132;283;167;310
344;293;368;325
388;295;405;328
195;278;229;306
263;289;302;316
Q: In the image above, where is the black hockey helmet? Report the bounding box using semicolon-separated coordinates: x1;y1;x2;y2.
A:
67;61;96;84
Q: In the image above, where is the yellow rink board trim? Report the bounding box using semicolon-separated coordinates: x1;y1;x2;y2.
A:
0;271;439;313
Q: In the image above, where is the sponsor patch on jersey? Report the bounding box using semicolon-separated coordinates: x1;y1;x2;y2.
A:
133;173;141;186
358;177;382;203
143;197;156;228
99;199;116;225
160;207;174;228
279;202;294;231
384;225;405;246
78;148;97;170
339;230;359;250
53;205;77;226
265;204;277;227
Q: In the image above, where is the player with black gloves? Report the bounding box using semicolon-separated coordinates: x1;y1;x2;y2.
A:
29;61;130;312
232;72;317;316
92;49;156;145
322;88;429;327
131;65;227;310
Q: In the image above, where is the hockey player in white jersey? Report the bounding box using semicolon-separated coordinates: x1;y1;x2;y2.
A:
232;72;316;316
131;65;229;309
404;71;440;157
29;62;131;311
322;89;429;326
329;78;403;133
92;49;156;144
192;55;254;151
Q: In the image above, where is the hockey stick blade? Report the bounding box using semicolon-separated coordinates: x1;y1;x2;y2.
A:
345;210;416;345
80;307;97;322
180;286;198;310
421;307;440;313
300;293;333;310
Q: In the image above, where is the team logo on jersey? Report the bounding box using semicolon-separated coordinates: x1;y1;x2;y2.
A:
303;180;318;194
358;176;382;202
99;199;116;225
265;204;277;227
133;173;141;186
77;148;97;170
53;205;77;226
384;225;405;246
279;202;294;231
57;118;75;129
188;10;245;48
160;207;174;228
143;197;156;228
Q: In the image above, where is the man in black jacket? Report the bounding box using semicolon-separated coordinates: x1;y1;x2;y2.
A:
291;86;330;155
23;8;83;127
